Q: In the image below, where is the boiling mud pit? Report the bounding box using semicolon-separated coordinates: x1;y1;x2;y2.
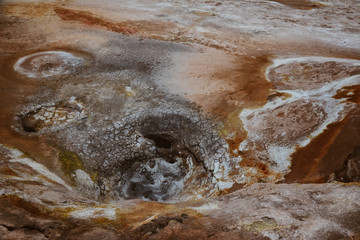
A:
1;0;360;239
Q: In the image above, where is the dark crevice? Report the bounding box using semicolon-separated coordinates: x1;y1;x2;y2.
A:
144;134;174;149
327;145;360;183
0;224;16;231
21;111;39;132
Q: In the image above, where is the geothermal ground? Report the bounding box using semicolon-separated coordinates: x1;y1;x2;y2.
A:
0;0;360;239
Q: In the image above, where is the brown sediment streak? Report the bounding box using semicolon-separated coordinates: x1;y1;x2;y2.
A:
209;55;272;118
0;195;48;217
54;7;138;35
0;166;19;177
221;111;247;157
285;83;360;181
52;7;184;43
333;84;360;104
284;119;346;183
210;55;272;156
268;0;326;10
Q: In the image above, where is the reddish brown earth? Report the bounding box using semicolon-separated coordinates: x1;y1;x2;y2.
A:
1;0;360;239
54;7;139;35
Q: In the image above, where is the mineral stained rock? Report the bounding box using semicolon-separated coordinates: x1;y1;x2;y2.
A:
0;0;360;239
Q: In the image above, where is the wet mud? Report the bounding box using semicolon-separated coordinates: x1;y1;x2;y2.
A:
1;0;360;238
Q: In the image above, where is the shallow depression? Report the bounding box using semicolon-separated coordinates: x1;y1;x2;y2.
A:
14;51;84;78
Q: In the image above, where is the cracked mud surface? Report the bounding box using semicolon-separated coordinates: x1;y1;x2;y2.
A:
0;0;360;239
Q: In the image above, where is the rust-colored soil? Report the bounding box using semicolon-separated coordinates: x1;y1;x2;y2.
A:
0;54;65;180
1;0;360;238
201;55;272;118
190;55;273;156
333;84;360;104
285;119;346;183
54;7;138;35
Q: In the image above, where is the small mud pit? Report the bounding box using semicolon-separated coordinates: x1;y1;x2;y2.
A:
21;98;86;132
14;51;84;78
117;157;188;201
115;134;203;201
87;112;226;202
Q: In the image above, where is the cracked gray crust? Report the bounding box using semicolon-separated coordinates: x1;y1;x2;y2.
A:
12;37;230;202
50;94;229;201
